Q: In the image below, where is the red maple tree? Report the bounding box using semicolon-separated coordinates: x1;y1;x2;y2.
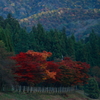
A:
11;52;45;84
11;50;60;85
11;51;90;86
58;57;90;86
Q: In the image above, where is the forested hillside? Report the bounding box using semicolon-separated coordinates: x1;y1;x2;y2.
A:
0;0;100;39
0;0;100;18
0;14;100;99
0;14;100;65
19;8;100;38
0;0;100;99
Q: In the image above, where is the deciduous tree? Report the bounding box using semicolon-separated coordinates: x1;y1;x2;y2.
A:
58;57;90;86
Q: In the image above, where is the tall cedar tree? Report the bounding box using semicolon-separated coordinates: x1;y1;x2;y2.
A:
0;40;16;91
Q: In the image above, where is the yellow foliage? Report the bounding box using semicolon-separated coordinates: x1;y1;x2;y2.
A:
11;3;15;6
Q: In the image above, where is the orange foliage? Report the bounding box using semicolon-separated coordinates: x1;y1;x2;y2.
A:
46;70;56;79
26;50;52;60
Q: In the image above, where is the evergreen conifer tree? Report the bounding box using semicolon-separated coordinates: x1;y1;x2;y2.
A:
88;31;99;66
67;36;75;60
84;78;100;99
0;40;16;91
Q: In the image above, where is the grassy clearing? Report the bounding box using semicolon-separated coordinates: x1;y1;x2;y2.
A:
0;91;99;100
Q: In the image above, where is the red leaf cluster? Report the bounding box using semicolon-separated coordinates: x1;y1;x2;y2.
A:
11;51;90;86
58;57;90;86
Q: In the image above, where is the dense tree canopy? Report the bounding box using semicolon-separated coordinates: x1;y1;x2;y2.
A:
0;14;100;87
11;50;90;86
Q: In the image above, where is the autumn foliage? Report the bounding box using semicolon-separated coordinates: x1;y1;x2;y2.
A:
58;57;90;86
11;50;90;86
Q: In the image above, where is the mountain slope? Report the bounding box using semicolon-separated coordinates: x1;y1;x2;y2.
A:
0;0;100;18
19;7;100;39
0;0;100;39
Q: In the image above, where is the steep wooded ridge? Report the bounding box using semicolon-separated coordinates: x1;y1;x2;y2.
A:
0;0;100;18
0;0;100;38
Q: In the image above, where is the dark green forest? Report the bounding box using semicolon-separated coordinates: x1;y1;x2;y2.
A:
0;14;100;65
0;14;100;98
